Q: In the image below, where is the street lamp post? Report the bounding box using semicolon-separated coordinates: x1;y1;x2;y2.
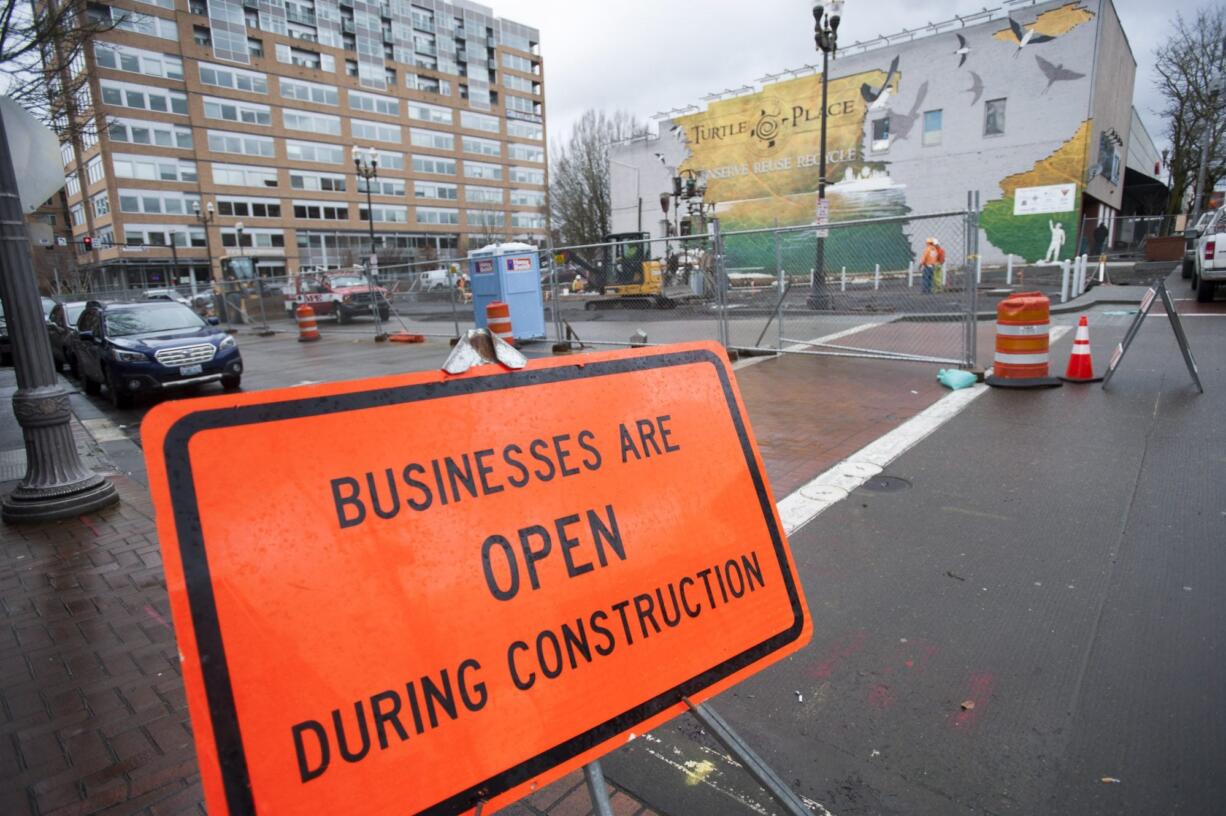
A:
194;200;229;326
0;110;117;521
807;0;844;310
353;145;388;342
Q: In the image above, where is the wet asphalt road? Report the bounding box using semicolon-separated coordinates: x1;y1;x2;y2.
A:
602;284;1226;815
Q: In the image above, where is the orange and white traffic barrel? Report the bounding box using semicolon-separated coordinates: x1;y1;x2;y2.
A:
985;291;1062;389
296;303;321;343
486;301;514;345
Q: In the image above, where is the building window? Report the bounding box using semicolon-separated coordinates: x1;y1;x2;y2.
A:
512;212;545;229
416;207;459;225
283;109;342;136
460;110;500;134
357;177;406;197
414;180;458;200
984;99;1006;137
199;62;268;94
248;38;264;58
467;210;505;228
349;90;400;116
292;201;350;220
107;117;193;150
213;163;279;188
203;97;273;126
280;77;338;106
412;155;455;175
208;130;275;158
463;161;502;181
506;120;542;140
508;143;544;163
410;128;454;151
93;43;184;80
290;170;346;192
463;136;500;157
92;192;110;217
112;154;197;182
285;140;345;164
194;26;212;47
359;204;408;223
871;118;890;152
509;166;544;186
70;203;85;226
409;101;453;124
352;118;401;143
465;185;502;204
510;189;545;207
216;197;282;218
99;80;188;115
922;110;942;147
85;156;105;185
117;189;201;215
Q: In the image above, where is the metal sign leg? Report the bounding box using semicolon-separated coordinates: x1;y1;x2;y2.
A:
685;698;812;816
583;761;616;816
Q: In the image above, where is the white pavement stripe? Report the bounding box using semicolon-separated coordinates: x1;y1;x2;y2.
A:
79;417;128;443
776;327;1068;535
733;321;884;370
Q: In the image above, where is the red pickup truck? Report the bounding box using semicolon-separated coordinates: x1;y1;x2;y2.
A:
284;272;390;323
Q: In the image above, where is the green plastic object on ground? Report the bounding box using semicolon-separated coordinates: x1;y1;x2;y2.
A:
937;369;977;390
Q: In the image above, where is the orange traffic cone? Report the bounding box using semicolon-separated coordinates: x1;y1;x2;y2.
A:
1060;316;1102;383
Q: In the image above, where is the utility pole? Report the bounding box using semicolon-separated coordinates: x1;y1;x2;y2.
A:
0;110;117;521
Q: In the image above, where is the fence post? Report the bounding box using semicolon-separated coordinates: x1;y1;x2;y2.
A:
711;218;729;349
840;266;846;292
1060;260;1071;303
1006;254;1013;285
964;192;981;368
775;229;784;352
449;262;461;340
907;261;914;288
874;263;881;291
975;252;982;285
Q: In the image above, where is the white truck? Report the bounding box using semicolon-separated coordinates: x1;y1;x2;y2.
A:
1190;208;1224;303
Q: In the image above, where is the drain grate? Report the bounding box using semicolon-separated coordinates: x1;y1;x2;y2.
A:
861;475;912;493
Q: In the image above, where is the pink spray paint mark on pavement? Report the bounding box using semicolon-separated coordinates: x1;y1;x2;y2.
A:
144;604;172;633
811;630;870;680
951;672;997;730
867;683;896;709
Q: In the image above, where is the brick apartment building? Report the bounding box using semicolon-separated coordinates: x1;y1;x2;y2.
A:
56;0;546;291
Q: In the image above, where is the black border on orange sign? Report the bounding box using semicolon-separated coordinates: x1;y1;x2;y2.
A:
160;348;805;815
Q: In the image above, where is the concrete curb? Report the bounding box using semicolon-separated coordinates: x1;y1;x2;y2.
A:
63;376;150;487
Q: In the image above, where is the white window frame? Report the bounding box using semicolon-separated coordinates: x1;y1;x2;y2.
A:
352;118;402;143
285;139;345;164
212;163;280;188
283;108;342;136
198;62;269;94
107;117;193;150
280;77;339;106
464;161;502;181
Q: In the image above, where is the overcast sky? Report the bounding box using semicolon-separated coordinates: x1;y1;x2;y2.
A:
492;0;1202;158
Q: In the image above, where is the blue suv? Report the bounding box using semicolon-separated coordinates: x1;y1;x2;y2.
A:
73;301;243;408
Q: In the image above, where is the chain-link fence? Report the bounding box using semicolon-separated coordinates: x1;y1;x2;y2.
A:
50;208;987;366
1080;214;1182;259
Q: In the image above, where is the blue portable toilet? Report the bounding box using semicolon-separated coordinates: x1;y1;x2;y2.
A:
468;242;546;341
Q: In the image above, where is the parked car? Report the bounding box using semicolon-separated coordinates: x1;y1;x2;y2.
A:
1183;210;1216;279
1190;208;1225;303
0;297;56;366
47;300;93;375
72;301;243;408
142;288;191;306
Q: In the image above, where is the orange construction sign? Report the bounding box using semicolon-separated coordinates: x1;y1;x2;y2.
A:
143;342;811;815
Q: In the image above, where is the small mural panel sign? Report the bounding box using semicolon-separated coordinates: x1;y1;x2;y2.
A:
1013;183;1077;215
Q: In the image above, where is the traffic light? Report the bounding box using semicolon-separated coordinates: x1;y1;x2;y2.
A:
82;235;93;251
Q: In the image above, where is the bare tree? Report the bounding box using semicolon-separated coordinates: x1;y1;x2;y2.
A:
1154;8;1226;217
549;110;644;247
0;0;117;138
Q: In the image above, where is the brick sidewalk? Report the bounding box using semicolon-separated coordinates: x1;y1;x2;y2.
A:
2;349;953;814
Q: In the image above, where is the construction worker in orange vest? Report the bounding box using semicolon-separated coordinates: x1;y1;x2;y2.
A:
920;238;941;293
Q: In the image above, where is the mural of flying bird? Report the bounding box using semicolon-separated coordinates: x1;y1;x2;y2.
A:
965;71;985;105
1035;55;1085;92
889;81;929;142
861;55;900;111
954;33;971;68
668;125;686;144
653;152;668;166
1006;16;1055;55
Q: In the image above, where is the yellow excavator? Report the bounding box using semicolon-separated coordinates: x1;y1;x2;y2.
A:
564;232;674;310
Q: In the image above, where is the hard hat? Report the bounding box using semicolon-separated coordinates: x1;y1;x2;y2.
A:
926;237;936;244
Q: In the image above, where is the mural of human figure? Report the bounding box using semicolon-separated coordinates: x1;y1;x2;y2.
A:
1043;220;1066;264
